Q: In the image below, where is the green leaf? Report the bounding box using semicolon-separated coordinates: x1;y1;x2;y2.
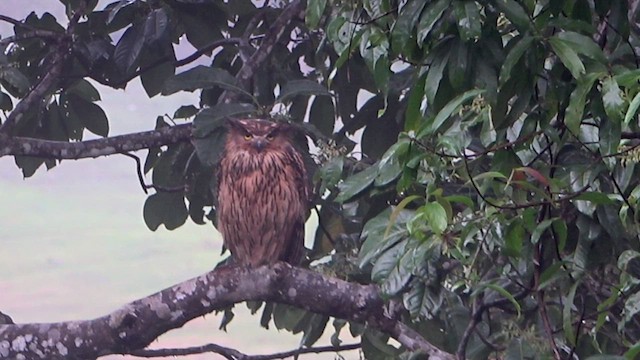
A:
318;156;344;190
416;0;450;43
563;281;579;346
556;31;607;63
553;219;568;253
454;0;481;42
68;94;109;137
474;283;521;317
420;89;485;136
572;191;614;205
143;192;188;231
384;195;421;239
309;96;335;136
336;164;379;203
549;36;586;79
624;91;640;125
162;65;240;95
504;220;524;257
277;80;330;103
391;0;427;53
0;92;13;111
192;103;256;138
0;67;30;95
173;105;199;119
599;116;621;161
371;240;407;283
499;36;535;85
424;46;449;106
375;140;409;186
359;208;412;267
67;79;101;102
493;0;531;31
404;75;426;131
140;56;175;98
531;218;554;244
113;24;144;73
422;202;448;235
565;72;600;133
305;0;327;29
142;8;169;45
601;75;625;123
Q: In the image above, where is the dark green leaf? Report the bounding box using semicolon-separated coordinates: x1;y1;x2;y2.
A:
308;96;335;136
404;74;426;131
601;76;625;123
143;8;169;45
493;0;531;31
0;92;13;111
390;0;427;53
549;35;586;79
454;0;481;42
141;58;175;98
422;202;448;235
0;67;30;95
277;80;330;103
162;65;239;95
68;94;109;137
504;220;524;257
143;192;188;231
416;0;450;43
113;24;144;73
335;164;379;203
305;0;327;29
424;46;449;106
419;88;484;136
173;105;199;119
624;91;640;125
67;79;101;102
572;191;614;204
565;72;600;133
500;36;535;85
556;31;607;63
192;103;256;138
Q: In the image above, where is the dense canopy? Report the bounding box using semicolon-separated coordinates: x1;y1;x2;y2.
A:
2;0;640;359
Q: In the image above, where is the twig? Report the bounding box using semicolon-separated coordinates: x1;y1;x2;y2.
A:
130;342;361;359
120;152;185;194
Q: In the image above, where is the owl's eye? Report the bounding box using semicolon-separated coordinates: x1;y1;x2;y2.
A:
243;134;252;141
266;134;274;141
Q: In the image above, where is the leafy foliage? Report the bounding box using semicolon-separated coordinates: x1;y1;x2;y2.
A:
4;0;640;358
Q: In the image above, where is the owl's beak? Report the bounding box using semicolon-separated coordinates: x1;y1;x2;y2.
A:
252;139;267;151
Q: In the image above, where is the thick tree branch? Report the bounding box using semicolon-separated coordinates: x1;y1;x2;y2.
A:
0;264;454;360
0;124;192;159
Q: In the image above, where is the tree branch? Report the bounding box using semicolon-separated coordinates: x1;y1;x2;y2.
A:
0;263;454;360
130;342;361;359
221;0;304;103
0;4;85;135
0;124;192;159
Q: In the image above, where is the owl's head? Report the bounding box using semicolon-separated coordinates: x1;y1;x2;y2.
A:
226;118;293;153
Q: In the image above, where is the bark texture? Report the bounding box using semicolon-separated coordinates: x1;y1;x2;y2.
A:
0;264;454;360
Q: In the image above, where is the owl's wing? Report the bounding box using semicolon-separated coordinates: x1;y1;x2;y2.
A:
283;144;311;265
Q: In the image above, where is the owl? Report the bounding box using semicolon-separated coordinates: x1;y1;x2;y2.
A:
216;118;310;267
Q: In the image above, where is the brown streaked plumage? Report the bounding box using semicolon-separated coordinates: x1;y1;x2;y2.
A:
216;118;310;267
